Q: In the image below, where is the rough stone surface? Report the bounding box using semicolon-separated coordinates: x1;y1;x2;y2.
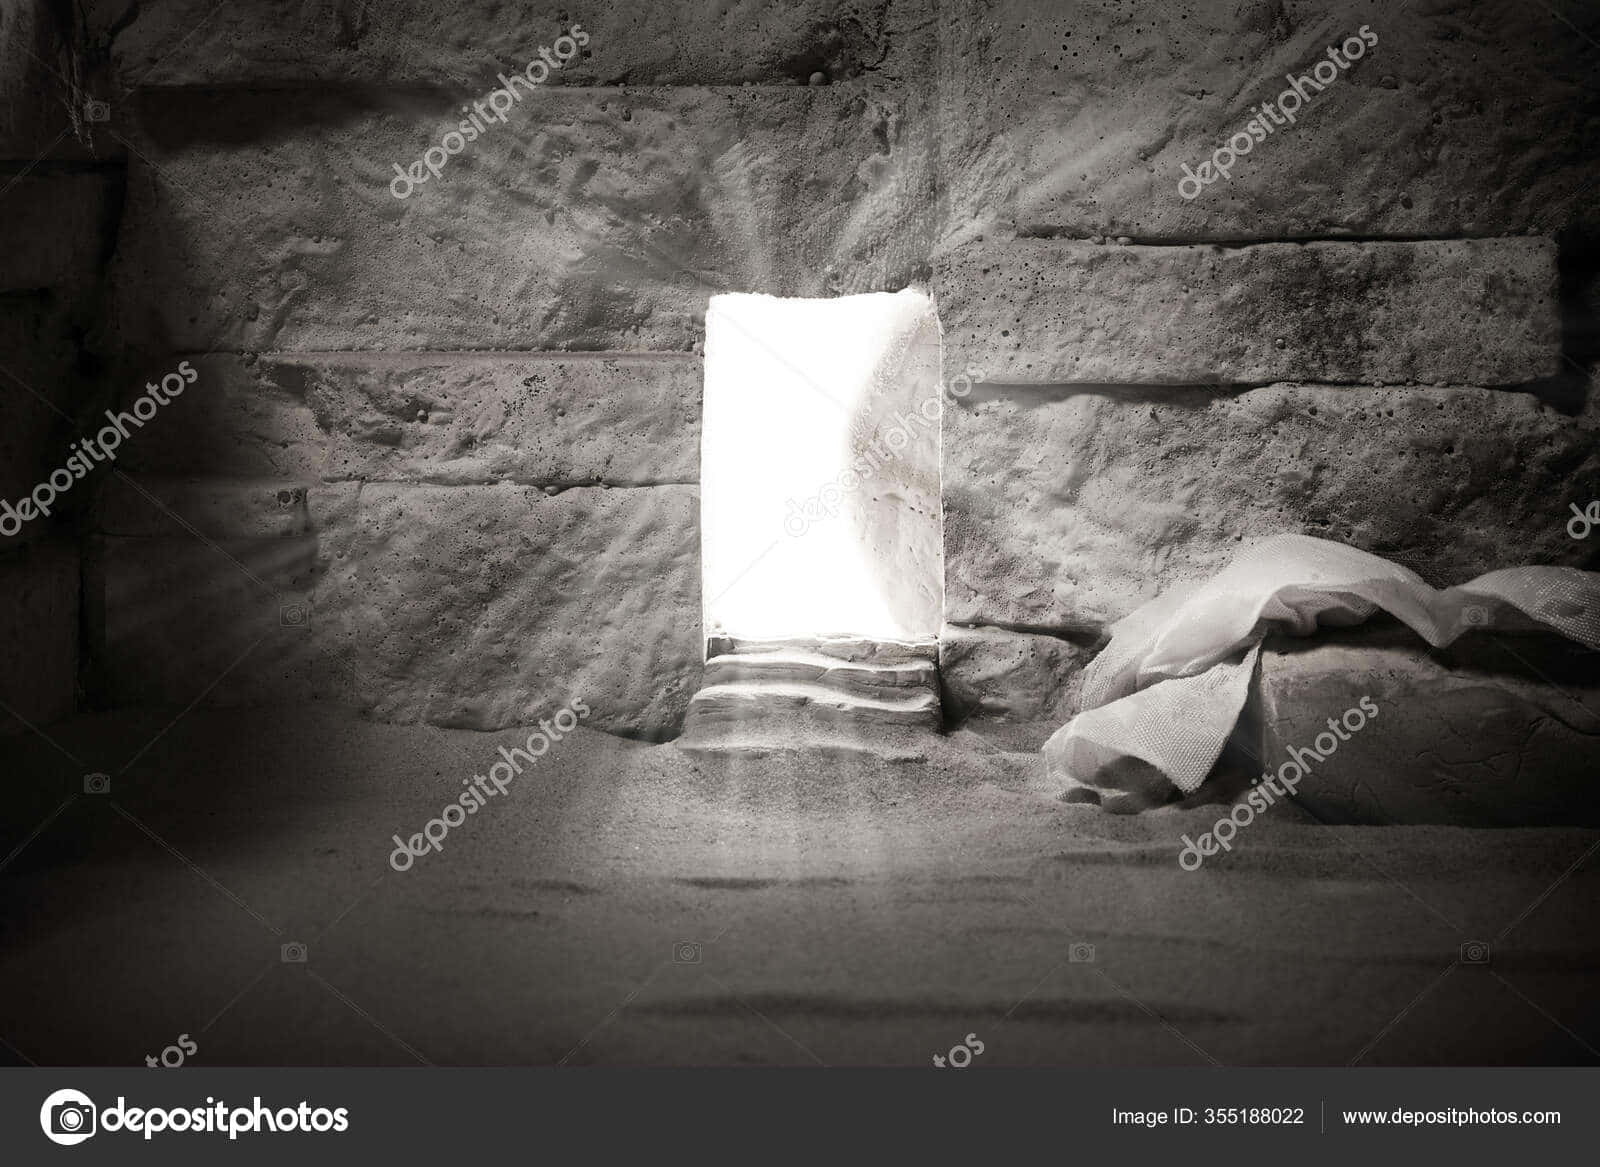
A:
87;0;929;87
944;382;1600;634
936;238;1560;386
0;174;118;293
111;85;933;352
0;538;77;733
1259;625;1600;826
938;0;1600;242
937;623;1091;750
288;352;699;485
90;481;701;738
114;352;701;485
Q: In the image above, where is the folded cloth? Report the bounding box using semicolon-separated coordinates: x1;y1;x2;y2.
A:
1043;534;1600;798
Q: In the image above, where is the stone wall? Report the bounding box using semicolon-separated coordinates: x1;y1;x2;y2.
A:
8;1;1599;744
75;0;937;739
933;0;1600;747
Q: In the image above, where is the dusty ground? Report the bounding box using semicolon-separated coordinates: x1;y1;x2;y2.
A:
1;705;1597;1067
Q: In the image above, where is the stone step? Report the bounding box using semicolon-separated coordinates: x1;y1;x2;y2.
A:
682;637;943;754
705;635;937;667
686;680;939;726
701;650;936;692
678;678;940;759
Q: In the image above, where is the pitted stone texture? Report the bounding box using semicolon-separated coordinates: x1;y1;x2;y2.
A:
944;382;1600;634
0;540;77;733
88;0;927;87
938;624;1091;750
939;0;1600;242
116;353;701;486
935;239;1559;387
0;174;118;293
111;85;933;352
91;482;701;738
1260;625;1600;826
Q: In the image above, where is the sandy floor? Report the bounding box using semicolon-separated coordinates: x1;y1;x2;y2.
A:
2;705;1597;1067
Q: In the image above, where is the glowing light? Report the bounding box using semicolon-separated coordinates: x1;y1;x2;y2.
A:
700;290;943;645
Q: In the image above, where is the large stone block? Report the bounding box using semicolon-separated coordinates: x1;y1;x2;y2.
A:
0;538;77;733
114;352;701;486
283;352;700;486
91;480;701;738
110;85;933;351
937;623;1091;749
935;238;1559;386
944;382;1600;634
1259;624;1600;826
88;0;928;87
938;0;1600;241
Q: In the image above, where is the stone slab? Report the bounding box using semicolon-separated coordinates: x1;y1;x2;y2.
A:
937;0;1600;241
943;382;1600;634
935;238;1560;386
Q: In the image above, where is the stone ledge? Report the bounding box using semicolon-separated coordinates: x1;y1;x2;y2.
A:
937;623;1091;750
935;238;1560;387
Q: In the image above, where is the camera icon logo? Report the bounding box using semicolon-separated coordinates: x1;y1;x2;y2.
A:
281;941;308;963
672;940;702;964
40;1088;97;1145
83;772;110;795
83;99;111;123
279;599;310;628
1460;940;1491;965
1068;942;1096;964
